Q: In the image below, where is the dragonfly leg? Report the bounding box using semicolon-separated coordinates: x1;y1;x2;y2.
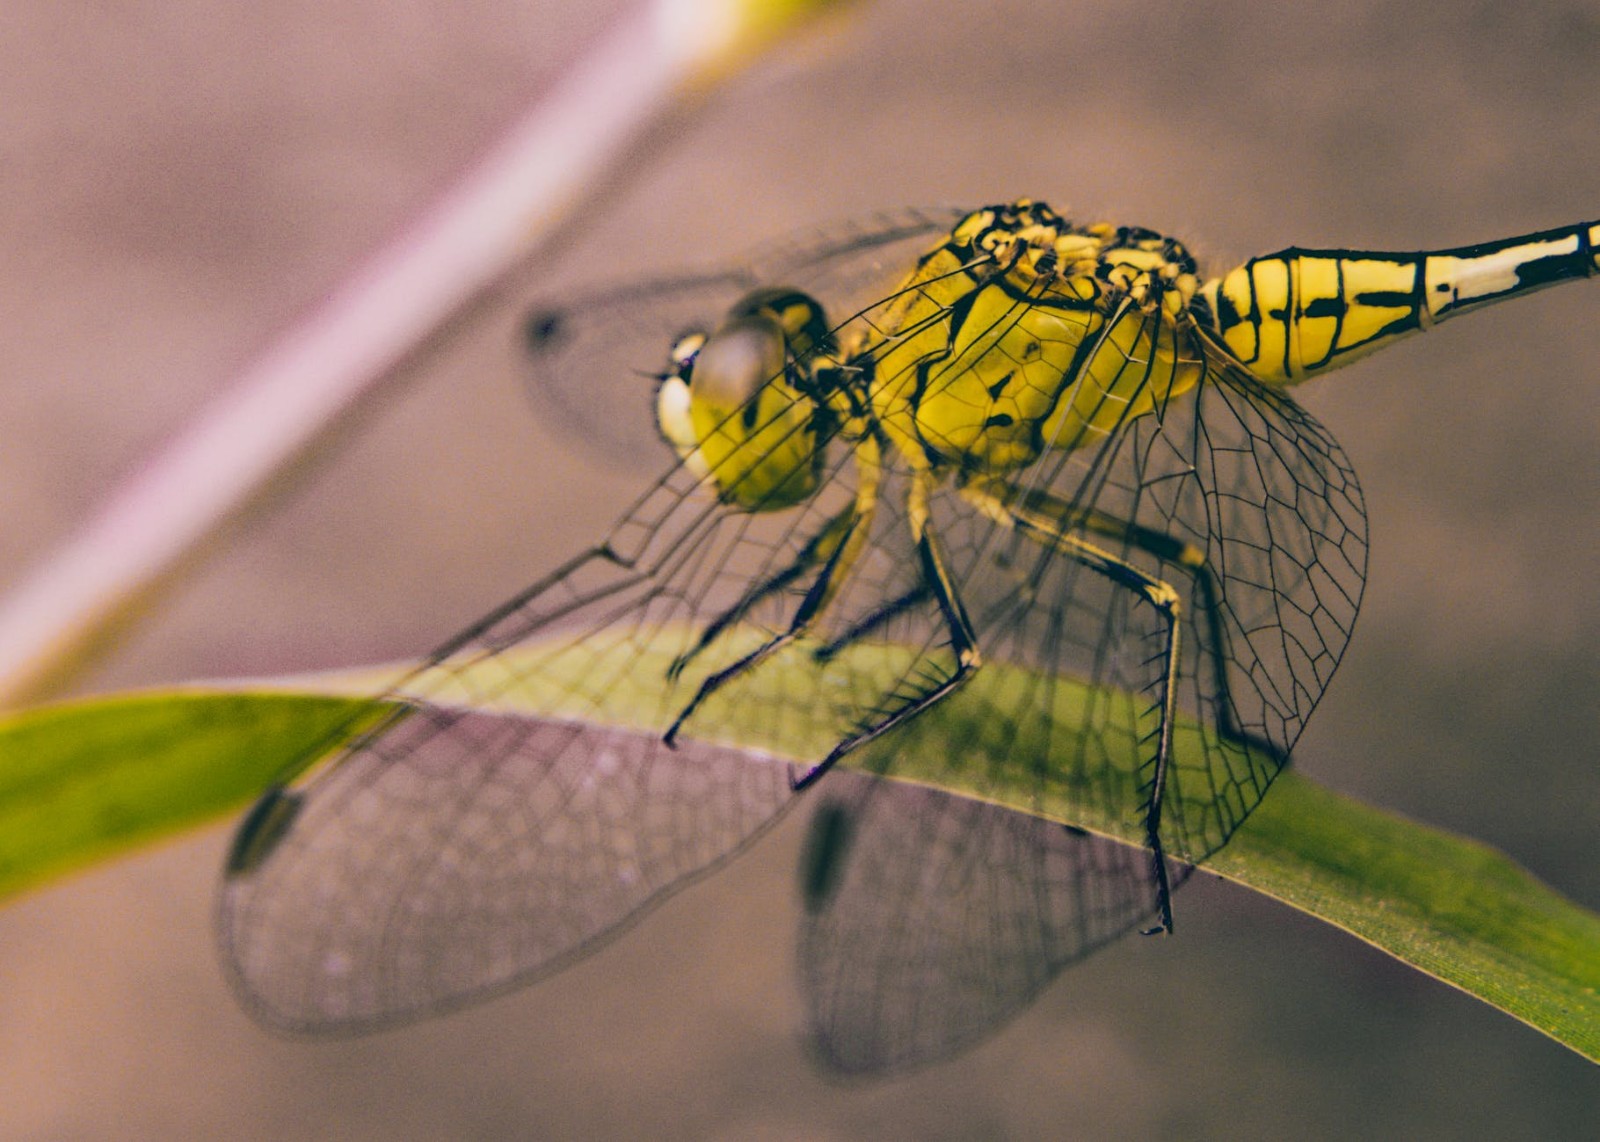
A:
961;477;1184;933
1185;553;1281;760
810;582;935;663
663;503;871;746
965;479;1279;759
665;501;857;684
664;442;886;746
793;473;981;790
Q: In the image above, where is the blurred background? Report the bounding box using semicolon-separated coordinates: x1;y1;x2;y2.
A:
1;1;1596;1137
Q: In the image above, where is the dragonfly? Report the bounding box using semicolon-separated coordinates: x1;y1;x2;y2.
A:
218;200;1597;1074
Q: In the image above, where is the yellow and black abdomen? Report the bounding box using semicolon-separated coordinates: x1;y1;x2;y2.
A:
1196;220;1599;386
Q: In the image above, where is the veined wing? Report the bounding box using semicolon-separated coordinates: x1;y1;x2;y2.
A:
217;339;968;1034
889;296;1369;865
798;769;1191;1076
216;452;860;1032
778;300;1364;1073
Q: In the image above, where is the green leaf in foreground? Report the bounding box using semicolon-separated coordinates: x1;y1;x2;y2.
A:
0;653;1594;1062
0;692;376;902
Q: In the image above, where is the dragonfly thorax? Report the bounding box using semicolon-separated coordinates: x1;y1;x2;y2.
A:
863;201;1208;476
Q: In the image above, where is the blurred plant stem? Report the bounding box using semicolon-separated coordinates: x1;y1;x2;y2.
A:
0;0;854;710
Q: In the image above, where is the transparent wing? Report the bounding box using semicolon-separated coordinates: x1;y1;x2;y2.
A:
797;770;1190;1076
522;270;758;459
218;400;960;1034
781;303;1365;1073
521;208;963;461
221;235;1367;1051
1164;357;1369;856
221;713;795;1033
892;302;1369;864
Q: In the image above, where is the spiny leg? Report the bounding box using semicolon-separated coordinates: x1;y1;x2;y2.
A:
664;440;885;746
666;501;858;684
793;499;980;790
811;582;934;664
663;506;867;746
961;478;1184;934
975;482;1280;761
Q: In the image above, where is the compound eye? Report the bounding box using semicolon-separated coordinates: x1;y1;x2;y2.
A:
688;314;787;415
729;288;832;361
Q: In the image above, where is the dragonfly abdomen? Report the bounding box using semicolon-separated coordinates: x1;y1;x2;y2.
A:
1195;220;1599;386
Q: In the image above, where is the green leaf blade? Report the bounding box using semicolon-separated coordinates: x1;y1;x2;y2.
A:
0;692;376;901
0;647;1593;1061
1214;774;1600;1060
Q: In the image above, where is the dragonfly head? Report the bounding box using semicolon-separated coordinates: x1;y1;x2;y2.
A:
654;289;834;512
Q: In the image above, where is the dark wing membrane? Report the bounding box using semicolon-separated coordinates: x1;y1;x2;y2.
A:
798;770;1189;1076
522;208;964;459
